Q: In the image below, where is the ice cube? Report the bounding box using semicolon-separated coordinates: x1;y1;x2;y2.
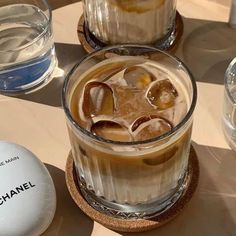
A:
89;63;124;82
131;116;173;141
123;66;154;89
82;82;114;118
91;120;132;142
101;64;125;82
143;146;178;166
147;79;178;109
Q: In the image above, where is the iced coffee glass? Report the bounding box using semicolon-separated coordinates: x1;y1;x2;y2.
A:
83;0;177;47
62;45;197;219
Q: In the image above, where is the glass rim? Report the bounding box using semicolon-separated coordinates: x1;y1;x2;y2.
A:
225;57;236;105
0;0;52;53
62;45;197;146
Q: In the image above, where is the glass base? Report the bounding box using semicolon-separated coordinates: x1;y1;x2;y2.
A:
65;148;199;232
77;170;189;220
0;48;57;95
153;23;177;50
79;12;183;54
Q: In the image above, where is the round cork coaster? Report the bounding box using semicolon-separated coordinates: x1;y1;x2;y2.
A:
77;11;183;54
65;145;199;233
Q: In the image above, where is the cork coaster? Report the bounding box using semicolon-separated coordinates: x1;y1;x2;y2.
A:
77;11;183;55
65;145;199;233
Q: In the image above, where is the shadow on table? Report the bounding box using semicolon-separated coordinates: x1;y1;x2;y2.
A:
177;17;236;85
10;17;236;107
15;42;87;107
37;144;236;236
42;164;94;236
121;142;236;236
48;0;81;10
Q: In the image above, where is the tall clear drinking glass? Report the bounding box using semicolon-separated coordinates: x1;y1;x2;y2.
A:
0;0;57;94
62;45;197;219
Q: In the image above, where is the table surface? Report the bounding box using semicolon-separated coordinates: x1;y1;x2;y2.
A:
1;0;236;235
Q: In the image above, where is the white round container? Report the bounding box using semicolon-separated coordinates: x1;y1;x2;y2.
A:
0;141;56;236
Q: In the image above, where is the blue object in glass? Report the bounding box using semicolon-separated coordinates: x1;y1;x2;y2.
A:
0;54;51;92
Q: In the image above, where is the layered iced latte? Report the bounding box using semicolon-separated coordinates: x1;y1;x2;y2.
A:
63;46;196;218
83;0;177;44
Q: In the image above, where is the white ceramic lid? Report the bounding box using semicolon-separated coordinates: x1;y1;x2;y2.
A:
0;141;56;236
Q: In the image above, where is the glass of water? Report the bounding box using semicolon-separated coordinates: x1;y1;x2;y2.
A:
223;57;236;151
0;0;57;94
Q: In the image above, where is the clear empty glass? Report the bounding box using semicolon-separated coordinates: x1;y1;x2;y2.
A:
0;0;57;94
223;58;236;151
